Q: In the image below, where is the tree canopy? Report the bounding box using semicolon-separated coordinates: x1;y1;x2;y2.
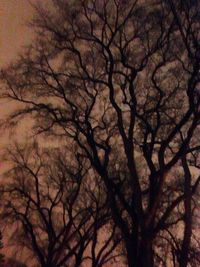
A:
0;1;200;266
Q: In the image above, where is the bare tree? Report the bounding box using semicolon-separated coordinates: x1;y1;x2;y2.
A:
0;143;121;267
1;0;200;266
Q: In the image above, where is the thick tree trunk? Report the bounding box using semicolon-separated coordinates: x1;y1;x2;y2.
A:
126;236;138;267
179;157;192;267
126;234;154;267
138;238;154;267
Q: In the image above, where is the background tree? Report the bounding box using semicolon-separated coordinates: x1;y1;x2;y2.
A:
1;0;200;266
0;143;121;267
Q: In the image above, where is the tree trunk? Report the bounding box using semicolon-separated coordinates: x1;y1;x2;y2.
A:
126;236;138;267
138;238;154;267
179;157;192;267
125;234;154;267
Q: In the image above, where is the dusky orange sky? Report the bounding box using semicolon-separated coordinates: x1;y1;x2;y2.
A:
0;0;36;161
0;0;34;67
0;3;50;260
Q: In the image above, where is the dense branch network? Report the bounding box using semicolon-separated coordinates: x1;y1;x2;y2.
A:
0;1;200;266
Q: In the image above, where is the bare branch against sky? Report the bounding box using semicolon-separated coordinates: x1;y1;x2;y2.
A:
0;1;200;267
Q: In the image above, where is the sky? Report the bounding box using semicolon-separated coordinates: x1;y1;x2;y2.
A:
0;0;31;256
0;3;44;260
0;0;34;67
0;0;35;171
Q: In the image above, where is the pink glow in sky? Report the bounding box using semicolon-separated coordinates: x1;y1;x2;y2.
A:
0;0;34;67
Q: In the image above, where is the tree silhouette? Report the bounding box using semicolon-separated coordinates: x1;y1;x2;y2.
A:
1;1;200;266
1;143;121;267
